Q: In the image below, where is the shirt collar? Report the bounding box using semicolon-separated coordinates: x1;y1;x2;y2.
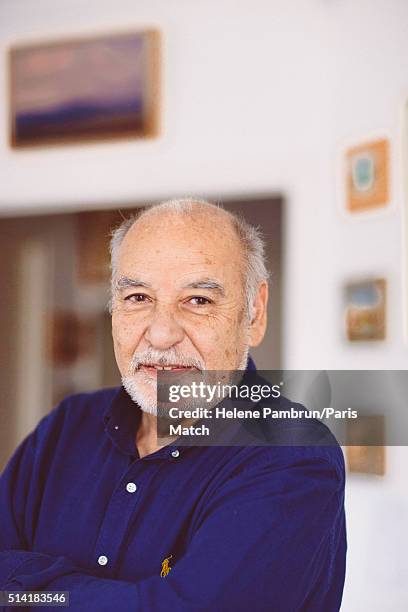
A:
246;355;256;372
102;355;257;456
102;386;142;457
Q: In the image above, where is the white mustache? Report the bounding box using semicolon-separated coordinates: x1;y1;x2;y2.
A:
129;348;205;374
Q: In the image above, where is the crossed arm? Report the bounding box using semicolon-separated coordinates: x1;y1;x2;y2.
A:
0;433;345;612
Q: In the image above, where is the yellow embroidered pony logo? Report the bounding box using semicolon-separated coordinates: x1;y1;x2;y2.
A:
160;555;173;577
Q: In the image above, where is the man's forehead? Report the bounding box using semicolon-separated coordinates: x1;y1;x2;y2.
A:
119;211;242;265
115;209;245;294
126;207;238;244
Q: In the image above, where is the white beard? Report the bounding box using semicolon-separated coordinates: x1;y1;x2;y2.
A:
122;372;158;415
122;346;250;416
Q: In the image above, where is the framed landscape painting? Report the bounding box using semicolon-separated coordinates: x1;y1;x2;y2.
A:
344;278;386;341
9;30;160;147
346;415;386;476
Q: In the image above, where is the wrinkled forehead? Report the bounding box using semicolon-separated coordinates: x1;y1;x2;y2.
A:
116;209;246;289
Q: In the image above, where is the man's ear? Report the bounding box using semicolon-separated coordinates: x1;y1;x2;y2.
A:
248;281;268;347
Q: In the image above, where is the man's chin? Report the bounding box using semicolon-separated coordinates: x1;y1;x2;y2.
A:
122;375;172;418
122;376;155;413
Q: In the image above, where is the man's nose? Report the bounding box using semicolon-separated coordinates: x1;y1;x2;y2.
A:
143;303;185;350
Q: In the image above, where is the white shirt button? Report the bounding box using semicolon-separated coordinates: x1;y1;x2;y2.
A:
126;482;137;493
98;555;108;566
171;449;180;458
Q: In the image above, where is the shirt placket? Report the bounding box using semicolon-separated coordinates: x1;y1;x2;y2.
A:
91;458;158;575
91;445;182;576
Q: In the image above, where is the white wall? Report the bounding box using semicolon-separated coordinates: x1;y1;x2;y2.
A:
1;0;408;609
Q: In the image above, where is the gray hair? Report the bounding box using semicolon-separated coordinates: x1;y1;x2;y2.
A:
109;197;269;319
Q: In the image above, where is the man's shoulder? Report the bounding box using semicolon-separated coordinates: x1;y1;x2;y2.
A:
233;442;345;482
226;397;345;482
203;443;345;517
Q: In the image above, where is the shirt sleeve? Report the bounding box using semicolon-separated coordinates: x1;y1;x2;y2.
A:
1;440;345;611
0;425;81;598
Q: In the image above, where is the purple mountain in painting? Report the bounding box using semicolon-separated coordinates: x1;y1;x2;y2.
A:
15;97;145;142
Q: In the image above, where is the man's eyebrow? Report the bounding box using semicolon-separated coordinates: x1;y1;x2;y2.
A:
182;279;225;296
115;276;152;290
114;276;225;296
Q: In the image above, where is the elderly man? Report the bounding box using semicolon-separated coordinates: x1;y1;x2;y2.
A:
0;198;346;611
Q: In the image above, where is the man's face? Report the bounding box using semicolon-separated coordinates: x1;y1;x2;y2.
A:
111;210;263;413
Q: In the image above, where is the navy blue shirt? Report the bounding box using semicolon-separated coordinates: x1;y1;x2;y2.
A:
0;384;346;611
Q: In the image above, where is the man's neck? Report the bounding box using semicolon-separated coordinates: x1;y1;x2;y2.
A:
135;411;174;458
135;412;159;458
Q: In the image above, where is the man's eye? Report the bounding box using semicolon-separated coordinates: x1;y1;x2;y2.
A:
188;296;213;306
124;293;151;303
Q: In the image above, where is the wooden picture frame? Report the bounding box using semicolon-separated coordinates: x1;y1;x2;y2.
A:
346;415;386;476
345;139;389;212
9;30;160;148
344;278;386;341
